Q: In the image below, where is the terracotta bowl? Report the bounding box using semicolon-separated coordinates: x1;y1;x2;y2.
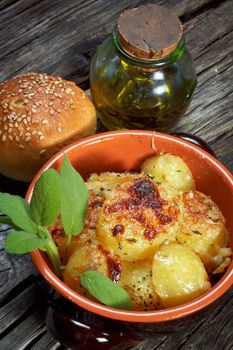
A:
27;130;233;327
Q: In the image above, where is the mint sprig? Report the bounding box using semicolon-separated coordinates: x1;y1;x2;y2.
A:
81;271;132;310
0;193;37;233
5;231;48;253
60;154;88;236
30;168;61;226
2;154;132;310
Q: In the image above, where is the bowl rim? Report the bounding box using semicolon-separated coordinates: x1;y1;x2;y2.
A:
27;130;233;323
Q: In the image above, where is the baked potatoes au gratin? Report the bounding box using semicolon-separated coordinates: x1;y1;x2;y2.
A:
51;153;232;310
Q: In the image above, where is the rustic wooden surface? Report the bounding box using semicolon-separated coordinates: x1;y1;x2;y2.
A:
0;0;232;349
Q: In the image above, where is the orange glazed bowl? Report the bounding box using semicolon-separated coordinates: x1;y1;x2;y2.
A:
27;130;233;325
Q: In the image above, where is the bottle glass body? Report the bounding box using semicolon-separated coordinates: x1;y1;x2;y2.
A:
90;30;197;131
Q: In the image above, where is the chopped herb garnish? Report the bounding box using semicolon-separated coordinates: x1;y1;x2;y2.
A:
192;230;202;235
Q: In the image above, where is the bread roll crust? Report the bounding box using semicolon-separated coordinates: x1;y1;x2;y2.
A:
0;73;96;181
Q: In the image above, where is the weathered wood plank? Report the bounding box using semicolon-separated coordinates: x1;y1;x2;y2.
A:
174;0;233;170
0;309;46;349
29;331;62;350
0;229;38;303
0;0;218;84
0;284;35;335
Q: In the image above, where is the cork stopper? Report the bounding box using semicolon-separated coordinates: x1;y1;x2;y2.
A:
118;4;183;60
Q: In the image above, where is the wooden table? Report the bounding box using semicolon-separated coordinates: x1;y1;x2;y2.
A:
0;0;232;349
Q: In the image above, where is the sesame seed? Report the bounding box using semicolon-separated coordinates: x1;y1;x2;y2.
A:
15;136;20;142
40;149;46;154
42;119;48;125
4;125;8;131
19;144;24;149
50;109;54;115
9;135;13;141
22;114;26;118
57;127;62;133
32;130;37;135
8;123;13;128
32;108;37;113
23;119;27;125
65;88;72;94
25;136;31;142
8;128;12;133
27;117;31;122
14;122;19;128
2;135;6;142
39;135;45;140
37;131;43;136
25;132;31;136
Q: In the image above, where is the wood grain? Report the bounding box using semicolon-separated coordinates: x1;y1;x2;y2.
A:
0;0;232;349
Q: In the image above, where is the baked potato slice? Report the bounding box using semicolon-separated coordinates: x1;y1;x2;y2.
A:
141;153;195;193
152;242;211;308
119;260;162;310
176;191;227;272
97;176;180;261
63;239;121;297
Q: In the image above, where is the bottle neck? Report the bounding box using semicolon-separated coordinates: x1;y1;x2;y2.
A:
112;27;185;68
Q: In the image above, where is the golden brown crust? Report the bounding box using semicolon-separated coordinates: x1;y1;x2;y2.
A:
0;73;96;181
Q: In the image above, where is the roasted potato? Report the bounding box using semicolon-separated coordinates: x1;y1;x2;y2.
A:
97;176;180;261
176;191;227;272
152;242;211;308
141;154;195;193
119;260;162;310
86;172;139;200
50;152;232;311
63;239;121;298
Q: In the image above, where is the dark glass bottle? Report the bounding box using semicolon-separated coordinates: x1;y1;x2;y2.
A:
90;5;197;132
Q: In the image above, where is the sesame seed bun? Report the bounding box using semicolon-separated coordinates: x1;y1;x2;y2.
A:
0;73;96;182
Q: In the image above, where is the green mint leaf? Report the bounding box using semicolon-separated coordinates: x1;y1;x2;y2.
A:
60;154;88;236
30;169;61;226
5;230;48;254
80;271;132;310
0;193;37;233
0;216;20;230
